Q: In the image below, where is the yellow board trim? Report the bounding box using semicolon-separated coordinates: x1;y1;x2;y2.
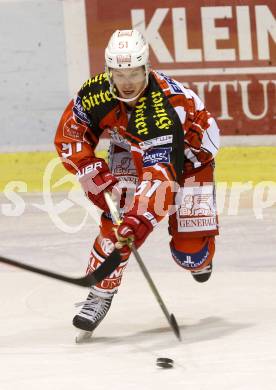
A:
0;147;275;192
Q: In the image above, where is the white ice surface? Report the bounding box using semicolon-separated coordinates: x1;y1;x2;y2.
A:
0;193;275;390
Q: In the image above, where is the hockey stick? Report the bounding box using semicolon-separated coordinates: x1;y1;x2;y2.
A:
0;249;121;287
104;192;181;341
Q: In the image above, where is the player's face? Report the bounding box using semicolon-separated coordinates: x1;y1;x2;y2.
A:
110;67;146;104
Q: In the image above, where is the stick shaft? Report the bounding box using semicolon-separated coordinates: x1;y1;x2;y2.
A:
104;192;181;340
132;246;171;319
0;249;121;287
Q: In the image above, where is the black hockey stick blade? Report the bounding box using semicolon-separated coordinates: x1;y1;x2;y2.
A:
170;313;181;341
0;249;121;287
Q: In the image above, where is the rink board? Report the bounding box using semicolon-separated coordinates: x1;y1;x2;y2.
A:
0;147;276;193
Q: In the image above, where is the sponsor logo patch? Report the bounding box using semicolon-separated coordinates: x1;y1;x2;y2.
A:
143;147;172;167
118;31;133;37
159;72;184;94
175;185;218;233
111;152;137;176
63;117;87;142
117;55;131;64
73;96;90;124
172;243;209;269
139;135;173;150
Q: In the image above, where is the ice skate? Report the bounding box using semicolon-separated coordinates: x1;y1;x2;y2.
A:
191;261;212;283
73;288;114;343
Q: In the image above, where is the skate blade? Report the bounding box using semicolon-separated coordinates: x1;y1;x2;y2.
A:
75;330;93;344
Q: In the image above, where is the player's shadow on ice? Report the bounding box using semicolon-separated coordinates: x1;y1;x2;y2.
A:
91;316;253;349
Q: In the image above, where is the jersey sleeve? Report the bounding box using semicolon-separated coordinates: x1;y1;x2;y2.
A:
54;94;104;174
183;89;220;169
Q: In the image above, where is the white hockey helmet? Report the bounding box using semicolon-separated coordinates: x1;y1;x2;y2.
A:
105;29;149;69
105;29;150;102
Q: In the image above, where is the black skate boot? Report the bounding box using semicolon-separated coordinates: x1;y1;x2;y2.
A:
73;288;114;342
191;261;212;283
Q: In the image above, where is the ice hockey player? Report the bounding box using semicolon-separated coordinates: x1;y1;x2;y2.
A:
54;29;220;339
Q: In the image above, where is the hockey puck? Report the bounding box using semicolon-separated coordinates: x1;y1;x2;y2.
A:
156;357;174;369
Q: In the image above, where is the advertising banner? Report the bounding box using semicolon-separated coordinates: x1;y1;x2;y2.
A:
85;0;276;135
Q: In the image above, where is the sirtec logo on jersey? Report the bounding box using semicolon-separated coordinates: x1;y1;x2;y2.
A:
143;147;172;167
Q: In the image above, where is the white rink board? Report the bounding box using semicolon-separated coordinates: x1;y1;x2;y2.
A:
0;194;276;390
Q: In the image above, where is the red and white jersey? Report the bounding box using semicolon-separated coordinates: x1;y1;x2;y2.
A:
55;70;220;225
